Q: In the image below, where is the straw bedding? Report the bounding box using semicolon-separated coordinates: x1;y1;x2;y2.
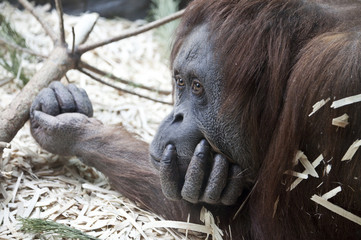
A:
0;2;219;239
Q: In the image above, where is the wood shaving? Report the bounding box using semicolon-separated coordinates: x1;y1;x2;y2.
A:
331;93;361;109
11;171;23;203
199;207;223;240
0;2;209;239
288;154;323;191
341;139;361;161
321;186;342;200
311;194;361;226
273;196;280;218
325;164;332;175
308;98;330;116
0;142;11;149
295;151;319;178
332;113;349;128
284;170;308;179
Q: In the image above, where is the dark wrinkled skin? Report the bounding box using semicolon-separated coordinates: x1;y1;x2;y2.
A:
30;82;101;156
150;25;252;205
30;24;252;207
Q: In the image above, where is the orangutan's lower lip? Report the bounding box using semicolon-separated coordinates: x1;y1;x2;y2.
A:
150;154;161;170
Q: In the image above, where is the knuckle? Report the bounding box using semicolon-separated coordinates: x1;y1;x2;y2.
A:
181;187;198;203
221;198;236;206
203;192;219;204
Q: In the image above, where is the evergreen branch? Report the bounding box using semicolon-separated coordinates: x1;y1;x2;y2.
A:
20;218;100;240
0;36;47;58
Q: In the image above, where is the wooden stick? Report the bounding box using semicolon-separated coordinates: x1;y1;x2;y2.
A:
77;9;184;53
0;36;47;58
71;27;75;55
78;68;172;105
54;0;66;45
17;0;57;42
0;47;75;146
79;61;171;95
0;78;13;87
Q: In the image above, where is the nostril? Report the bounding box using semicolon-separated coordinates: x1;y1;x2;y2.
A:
173;114;184;123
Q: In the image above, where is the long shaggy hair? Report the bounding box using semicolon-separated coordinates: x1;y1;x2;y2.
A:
171;0;361;239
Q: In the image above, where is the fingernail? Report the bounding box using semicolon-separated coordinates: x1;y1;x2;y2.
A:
162;144;176;164
166;144;176;151
199;139;209;147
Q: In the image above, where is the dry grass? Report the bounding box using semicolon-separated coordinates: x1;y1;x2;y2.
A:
0;2;219;239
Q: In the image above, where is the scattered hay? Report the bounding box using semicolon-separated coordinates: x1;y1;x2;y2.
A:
294;151;319;178
311;187;361;226
341;139;361;161
308;97;330;116
332;113;349;128
331;93;361;109
0;2;211;239
288;154;323;191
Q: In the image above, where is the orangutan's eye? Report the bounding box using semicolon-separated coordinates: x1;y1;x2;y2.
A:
175;75;185;87
192;79;203;95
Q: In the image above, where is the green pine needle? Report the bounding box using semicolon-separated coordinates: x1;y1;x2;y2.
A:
0;13;30;86
20;218;100;240
149;0;181;59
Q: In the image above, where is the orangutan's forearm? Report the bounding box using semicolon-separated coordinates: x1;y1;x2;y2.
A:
74;125;202;221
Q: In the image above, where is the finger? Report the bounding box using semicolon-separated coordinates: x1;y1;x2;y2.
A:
67;84;93;117
32;110;61;131
181;139;210;203
220;164;244;205
160;144;181;200
30;88;60;118
49;81;76;113
202;154;229;204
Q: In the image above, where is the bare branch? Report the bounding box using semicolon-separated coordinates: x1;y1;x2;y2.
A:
0;36;47;58
72;13;99;46
18;0;57;42
79;61;171;95
54;0;66;45
0;47;75;146
77;9;185;53
0;78;13;87
71;26;75;54
78;68;172;105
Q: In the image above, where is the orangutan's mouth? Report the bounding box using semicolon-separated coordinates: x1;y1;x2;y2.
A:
150;154;161;170
149;151;192;179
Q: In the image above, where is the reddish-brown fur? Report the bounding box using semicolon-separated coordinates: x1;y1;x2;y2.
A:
77;1;361;239
169;0;361;239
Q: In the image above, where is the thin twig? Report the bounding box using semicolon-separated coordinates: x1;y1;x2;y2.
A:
0;36;47;58
54;0;66;45
71;26;75;55
77;9;184;53
0;77;13;87
17;0;57;42
233;181;258;220
72;13;99;46
64;74;70;83
78;68;172;105
79;61;171;95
